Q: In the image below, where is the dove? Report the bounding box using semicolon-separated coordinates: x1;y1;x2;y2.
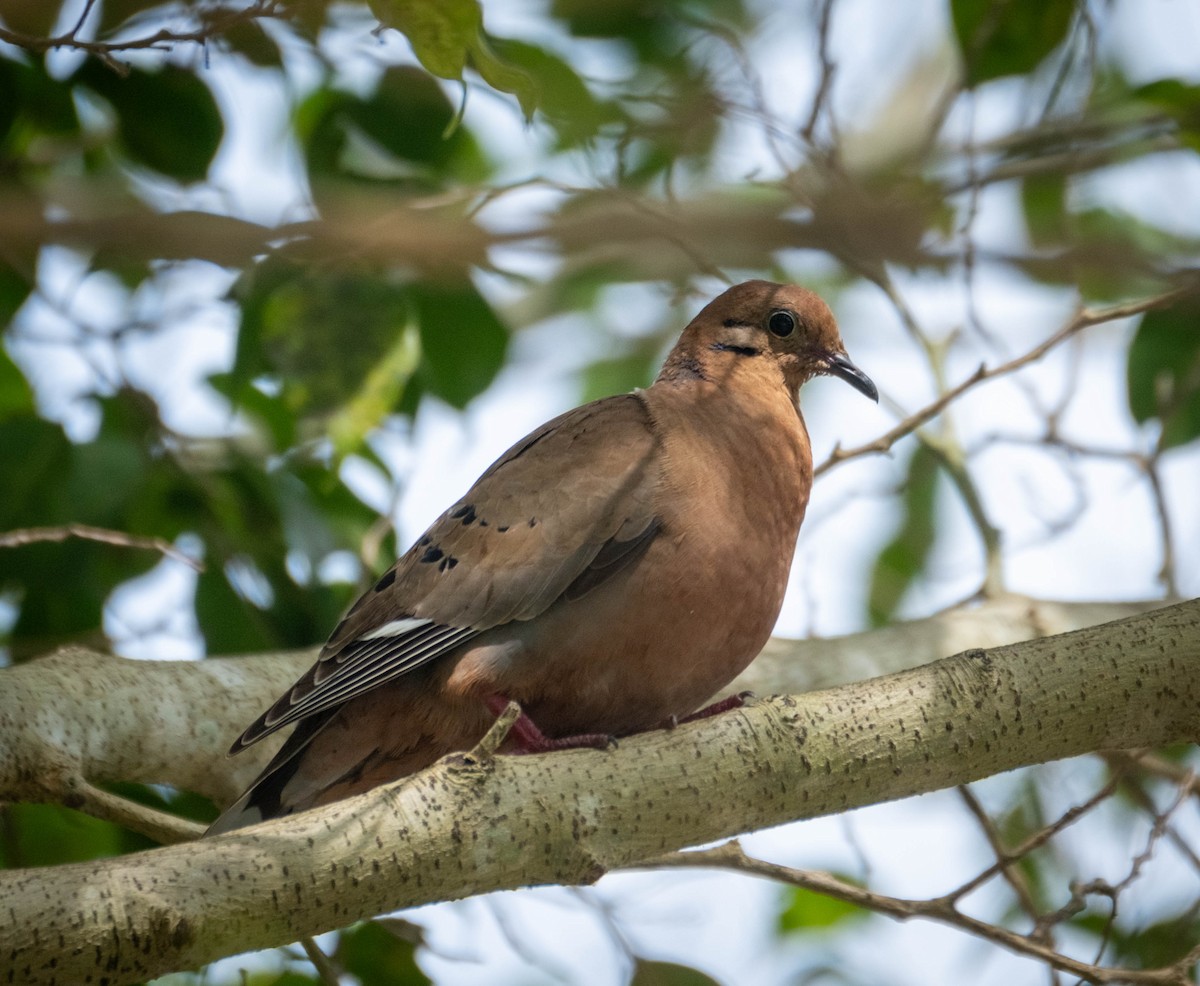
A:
208;280;877;833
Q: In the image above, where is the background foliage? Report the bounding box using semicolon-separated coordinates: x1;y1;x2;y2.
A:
1;0;1198;982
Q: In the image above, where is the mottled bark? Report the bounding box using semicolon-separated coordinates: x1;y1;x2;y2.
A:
1;598;1196;986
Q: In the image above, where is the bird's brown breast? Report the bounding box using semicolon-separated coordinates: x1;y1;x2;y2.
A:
447;374;814;737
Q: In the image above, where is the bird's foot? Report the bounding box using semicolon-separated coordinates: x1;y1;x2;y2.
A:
672;691;754;727
485;695;617;754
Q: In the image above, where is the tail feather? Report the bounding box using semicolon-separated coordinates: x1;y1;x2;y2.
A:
205;709;337;836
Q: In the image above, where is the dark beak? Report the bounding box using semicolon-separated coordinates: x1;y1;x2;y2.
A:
824;352;878;402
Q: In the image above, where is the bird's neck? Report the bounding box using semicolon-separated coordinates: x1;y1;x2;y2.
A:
641;365;813;512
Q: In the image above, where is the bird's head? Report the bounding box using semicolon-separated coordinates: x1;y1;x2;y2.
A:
662;280;878;403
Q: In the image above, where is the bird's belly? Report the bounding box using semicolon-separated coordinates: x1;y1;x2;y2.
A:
452;524;790;737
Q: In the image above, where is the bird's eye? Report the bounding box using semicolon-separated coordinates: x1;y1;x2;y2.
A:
768;311;796;337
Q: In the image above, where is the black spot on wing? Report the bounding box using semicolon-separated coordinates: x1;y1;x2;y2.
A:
420;545;444;564
450;503;478;525
374;569;396;592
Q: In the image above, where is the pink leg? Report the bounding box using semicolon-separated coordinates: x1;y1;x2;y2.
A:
655;691;755;730
677;691;753;725
485;695;616;753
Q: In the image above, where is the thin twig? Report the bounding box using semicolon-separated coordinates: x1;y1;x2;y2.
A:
0;1;284;69
815;285;1199;478
299;936;340;986
0;524;203;571
957;786;1047;937
637;841;1192;985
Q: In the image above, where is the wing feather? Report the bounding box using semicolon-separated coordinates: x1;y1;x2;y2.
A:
231;392;662;753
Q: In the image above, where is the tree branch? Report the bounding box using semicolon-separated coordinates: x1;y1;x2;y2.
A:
1;598;1197;985
0;597;1167;810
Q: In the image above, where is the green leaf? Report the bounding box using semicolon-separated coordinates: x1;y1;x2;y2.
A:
101;781;218;828
0;348;35;420
334;921;430;986
411;280;509;408
0;55;80;150
366;0;535;117
75;62;224;181
228;255;416;428
1134;78;1200;153
96;0;169;34
867;443;939;626
950;0;1076;86
327;323;421;456
223;19;284;67
1126;303;1200;451
491;38;621;146
0;0;61;39
0;803;151;868
1075;908;1200;970
581;347;660;402
0;416;73;530
368;0;481;79
629;959;721;986
1020;173;1067;247
298;68;489;187
469;33;537;120
778;882;867;933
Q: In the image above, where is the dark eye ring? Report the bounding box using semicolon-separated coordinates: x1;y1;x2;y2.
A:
768;310;795;337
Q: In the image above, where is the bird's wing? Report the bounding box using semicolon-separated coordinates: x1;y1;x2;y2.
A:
231;393;662;752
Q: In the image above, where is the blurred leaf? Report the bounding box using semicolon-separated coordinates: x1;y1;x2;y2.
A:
299;67;489;187
0;348;35;419
328;323;421;456
249;973;323;986
0;58;22;145
96;0;170;34
1065;207;1196;301
0;416;73;531
223;18;283;67
951;0;1075;86
334;920;430;986
630;959;721;986
1126;303;1200;451
75;62;223;181
368;0;480;79
551;0;746;63
0;803;152;868
1075;908;1200;971
867;444;939;626
0;55;80;153
1134;78;1200;153
492;38;620;146
470;33;537;120
778;882;867;933
581;347;660;402
188;461;354;654
227;255;415;428
367;0;535;117
1021;172;1067;247
410;280;509;408
0;0;61;39
307;65;489;184
102;781;219;826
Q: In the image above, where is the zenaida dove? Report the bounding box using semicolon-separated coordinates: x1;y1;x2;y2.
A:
208;280;877;833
